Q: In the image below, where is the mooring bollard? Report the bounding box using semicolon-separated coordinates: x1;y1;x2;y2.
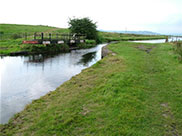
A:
49;33;51;40
165;36;168;43
34;32;37;40
41;33;44;40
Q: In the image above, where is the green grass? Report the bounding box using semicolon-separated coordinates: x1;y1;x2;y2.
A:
0;24;94;55
1;42;182;135
0;40;96;55
0;39;23;54
0;24;56;33
99;32;166;42
0;24;69;40
0;24;70;55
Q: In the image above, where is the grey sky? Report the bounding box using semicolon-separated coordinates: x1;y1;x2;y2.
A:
0;0;181;34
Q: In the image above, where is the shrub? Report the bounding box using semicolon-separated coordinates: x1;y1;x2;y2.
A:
0;31;4;40
85;40;96;44
68;17;98;41
11;34;22;39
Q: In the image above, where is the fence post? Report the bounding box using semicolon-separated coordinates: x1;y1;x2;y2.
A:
25;33;27;40
41;33;44;40
49;33;51;40
34;32;37;40
0;32;3;40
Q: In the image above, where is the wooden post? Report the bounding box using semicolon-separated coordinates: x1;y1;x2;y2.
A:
41;33;44;40
49;33;51;40
34;32;37;40
165;36;168;43
56;33;58;39
25;33;27;40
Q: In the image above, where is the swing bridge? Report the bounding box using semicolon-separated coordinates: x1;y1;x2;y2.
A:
22;32;86;45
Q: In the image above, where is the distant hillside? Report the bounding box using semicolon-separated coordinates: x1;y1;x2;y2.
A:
0;24;69;34
170;33;182;36
100;30;161;35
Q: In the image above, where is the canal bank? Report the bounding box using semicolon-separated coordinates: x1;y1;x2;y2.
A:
0;41;99;56
1;42;182;135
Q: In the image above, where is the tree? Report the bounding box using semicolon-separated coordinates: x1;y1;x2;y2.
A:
68;17;98;40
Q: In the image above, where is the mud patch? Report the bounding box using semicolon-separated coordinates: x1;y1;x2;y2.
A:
161;103;179;136
101;46;116;58
136;45;155;54
80;105;90;116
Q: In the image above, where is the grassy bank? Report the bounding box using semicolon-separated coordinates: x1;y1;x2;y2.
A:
0;24;69;55
0;40;97;55
0;24;64;39
99;32;166;42
1;42;182;135
0;40;69;55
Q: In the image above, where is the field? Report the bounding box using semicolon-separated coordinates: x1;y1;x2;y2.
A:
0;24;166;55
0;24;67;37
0;24;70;55
99;32;166;42
1;41;182;135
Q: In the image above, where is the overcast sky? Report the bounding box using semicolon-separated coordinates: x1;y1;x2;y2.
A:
0;0;182;34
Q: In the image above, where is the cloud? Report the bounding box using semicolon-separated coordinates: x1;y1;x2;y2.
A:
0;0;181;34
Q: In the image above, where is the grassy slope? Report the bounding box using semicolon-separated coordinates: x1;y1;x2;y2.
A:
0;24;69;55
1;42;181;135
0;24;59;34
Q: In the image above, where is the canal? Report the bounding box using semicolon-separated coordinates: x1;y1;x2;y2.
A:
0;43;107;124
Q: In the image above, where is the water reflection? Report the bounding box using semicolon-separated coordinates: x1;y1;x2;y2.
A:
25;54;60;63
77;52;96;66
26;54;46;63
0;43;107;124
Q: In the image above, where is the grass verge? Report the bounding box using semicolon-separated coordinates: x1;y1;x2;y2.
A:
99;32;166;42
0;39;98;55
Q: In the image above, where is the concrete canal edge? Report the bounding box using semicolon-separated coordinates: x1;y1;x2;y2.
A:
101;42;117;58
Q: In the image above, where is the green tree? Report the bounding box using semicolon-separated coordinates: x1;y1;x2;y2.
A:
68;17;98;40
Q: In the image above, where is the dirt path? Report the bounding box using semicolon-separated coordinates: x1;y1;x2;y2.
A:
139;44;181;136
161;103;179;136
136;45;155;54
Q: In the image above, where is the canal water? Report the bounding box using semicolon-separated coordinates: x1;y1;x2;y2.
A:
133;37;182;43
0;43;107;124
